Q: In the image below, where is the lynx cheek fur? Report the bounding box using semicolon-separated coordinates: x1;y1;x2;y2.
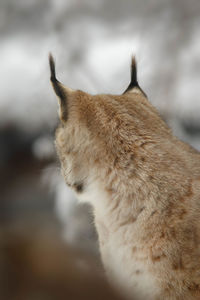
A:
49;54;200;300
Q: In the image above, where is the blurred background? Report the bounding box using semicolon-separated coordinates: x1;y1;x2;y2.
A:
0;0;200;296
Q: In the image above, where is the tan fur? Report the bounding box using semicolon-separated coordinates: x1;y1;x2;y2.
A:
50;57;200;300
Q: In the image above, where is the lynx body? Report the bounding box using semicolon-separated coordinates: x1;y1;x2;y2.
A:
49;54;200;300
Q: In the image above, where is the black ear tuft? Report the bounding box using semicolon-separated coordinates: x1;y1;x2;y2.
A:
48;53;66;101
123;56;147;96
49;53;69;121
123;56;139;94
130;56;138;88
49;52;57;82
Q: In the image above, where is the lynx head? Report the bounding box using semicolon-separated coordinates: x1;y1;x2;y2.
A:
49;54;170;206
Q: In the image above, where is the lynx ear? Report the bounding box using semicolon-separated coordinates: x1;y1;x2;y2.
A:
49;53;73;122
123;56;146;96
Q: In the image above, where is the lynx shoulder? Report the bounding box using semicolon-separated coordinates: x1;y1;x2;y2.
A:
49;53;200;300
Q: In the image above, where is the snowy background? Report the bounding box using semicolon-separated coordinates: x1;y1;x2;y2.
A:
0;0;200;255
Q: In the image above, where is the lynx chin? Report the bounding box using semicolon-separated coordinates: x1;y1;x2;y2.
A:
49;53;200;300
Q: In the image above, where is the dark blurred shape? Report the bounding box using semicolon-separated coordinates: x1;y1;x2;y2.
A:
181;119;200;137
0;223;127;300
0;124;55;222
0;124;33;168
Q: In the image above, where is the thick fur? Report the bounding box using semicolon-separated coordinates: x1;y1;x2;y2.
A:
50;55;200;300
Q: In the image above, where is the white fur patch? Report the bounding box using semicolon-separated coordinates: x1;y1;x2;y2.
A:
76;177;109;217
102;237;158;300
128;87;141;94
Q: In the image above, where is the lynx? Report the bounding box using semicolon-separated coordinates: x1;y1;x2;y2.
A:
49;54;200;300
